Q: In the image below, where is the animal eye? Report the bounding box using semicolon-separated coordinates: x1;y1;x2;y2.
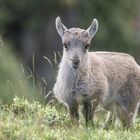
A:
85;44;89;50
63;43;68;50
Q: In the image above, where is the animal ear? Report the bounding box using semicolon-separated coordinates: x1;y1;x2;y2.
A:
86;18;98;39
55;17;67;38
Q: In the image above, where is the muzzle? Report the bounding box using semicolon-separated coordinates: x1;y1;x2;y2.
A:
71;58;80;69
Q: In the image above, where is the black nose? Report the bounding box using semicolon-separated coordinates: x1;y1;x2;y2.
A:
72;59;80;65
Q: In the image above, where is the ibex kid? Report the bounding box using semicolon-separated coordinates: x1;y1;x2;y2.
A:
53;17;140;128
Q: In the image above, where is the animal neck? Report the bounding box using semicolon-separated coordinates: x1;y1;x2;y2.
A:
58;55;90;82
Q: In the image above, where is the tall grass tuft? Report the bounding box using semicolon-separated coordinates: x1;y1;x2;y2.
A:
0;44;43;104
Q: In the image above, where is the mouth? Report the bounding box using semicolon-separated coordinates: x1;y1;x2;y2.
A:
72;64;79;69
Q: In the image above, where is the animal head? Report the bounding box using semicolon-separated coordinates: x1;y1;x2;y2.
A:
55;17;98;69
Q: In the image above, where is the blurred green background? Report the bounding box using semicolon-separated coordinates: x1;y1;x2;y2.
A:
0;0;140;103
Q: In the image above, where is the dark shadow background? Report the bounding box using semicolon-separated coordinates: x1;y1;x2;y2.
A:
0;0;140;97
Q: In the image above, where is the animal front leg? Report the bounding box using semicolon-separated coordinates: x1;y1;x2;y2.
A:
69;102;79;124
82;100;94;127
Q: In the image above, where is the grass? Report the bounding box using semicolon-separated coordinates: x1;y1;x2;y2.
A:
0;97;140;140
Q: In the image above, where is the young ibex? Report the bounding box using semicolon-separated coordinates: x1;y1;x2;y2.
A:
53;17;140;127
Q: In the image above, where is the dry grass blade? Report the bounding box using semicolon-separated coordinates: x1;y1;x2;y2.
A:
57;51;62;59
43;55;56;78
26;66;33;80
21;63;25;74
27;66;33;75
45;90;52;100
0;36;4;48
32;53;35;88
54;51;57;65
43;56;53;67
26;75;33;80
41;77;48;86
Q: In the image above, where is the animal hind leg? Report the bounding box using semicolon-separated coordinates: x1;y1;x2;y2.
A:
116;102;133;128
116;99;140;128
69;102;79;124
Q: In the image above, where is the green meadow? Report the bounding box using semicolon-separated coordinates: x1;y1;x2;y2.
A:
0;97;140;140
